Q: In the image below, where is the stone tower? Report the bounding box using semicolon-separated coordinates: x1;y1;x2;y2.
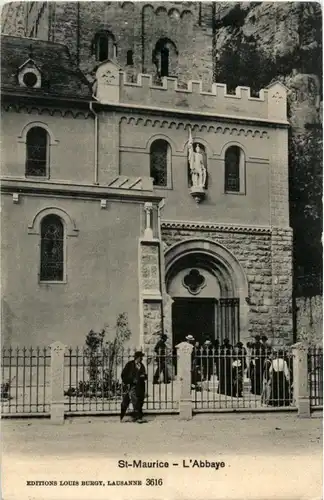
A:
1;1;218;86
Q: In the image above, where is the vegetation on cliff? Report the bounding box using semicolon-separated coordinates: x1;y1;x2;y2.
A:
216;2;322;298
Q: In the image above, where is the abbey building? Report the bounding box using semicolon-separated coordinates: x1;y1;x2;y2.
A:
1;2;292;348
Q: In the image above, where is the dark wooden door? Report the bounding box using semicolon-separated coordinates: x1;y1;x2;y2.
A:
172;298;215;346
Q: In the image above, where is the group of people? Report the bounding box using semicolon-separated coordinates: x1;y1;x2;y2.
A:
184;333;293;406
119;333;293;423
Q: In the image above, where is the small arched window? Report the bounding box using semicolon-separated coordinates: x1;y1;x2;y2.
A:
150;139;171;187
126;50;134;66
26;126;48;177
40;215;64;282
225;145;245;193
93;31;117;62
153;38;178;78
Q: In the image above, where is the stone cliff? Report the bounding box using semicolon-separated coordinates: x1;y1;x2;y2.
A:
211;2;322;300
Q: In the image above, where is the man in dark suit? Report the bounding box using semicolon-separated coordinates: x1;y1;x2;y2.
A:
153;333;170;384
120;351;147;423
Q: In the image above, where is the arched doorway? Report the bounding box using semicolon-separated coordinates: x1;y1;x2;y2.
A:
164;239;249;346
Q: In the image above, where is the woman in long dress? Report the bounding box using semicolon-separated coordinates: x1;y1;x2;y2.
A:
232;342;247;398
261;348;273;405
268;350;291;407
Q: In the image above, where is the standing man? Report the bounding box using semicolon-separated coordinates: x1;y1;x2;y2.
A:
120;351;147;423
153;333;170;384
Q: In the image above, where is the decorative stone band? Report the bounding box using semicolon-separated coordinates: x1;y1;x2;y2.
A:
161;220;272;235
1;102;92;119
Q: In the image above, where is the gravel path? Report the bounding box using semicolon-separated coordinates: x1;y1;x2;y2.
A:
2;413;322;500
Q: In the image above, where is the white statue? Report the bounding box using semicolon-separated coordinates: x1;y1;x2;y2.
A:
188;128;207;189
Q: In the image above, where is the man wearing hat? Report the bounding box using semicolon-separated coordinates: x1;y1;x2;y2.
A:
153;333;170;384
185;334;195;345
120;351;147;423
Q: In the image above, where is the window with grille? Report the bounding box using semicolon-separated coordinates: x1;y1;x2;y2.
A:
40;215;64;282
225;145;241;192
25;127;48;177
150;139;170;187
94;31;117;62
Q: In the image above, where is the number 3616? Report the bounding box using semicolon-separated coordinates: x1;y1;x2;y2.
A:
146;478;163;486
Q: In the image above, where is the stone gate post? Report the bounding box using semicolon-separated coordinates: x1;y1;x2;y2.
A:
49;341;66;424
292;342;310;418
176;342;193;420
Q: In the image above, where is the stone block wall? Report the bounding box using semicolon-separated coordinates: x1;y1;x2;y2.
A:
9;2;212;85
271;227;293;342
143;302;163;350
139;237;163;349
140;245;160;293
162;225;293;345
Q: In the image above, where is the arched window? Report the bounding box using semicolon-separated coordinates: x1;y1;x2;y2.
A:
126;50;134;66
153;38;178;78
40;215;64;282
25;126;48;177
93;31;117;62
225;145;245;193
150;139;171;187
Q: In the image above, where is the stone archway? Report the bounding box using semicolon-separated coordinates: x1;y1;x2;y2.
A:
164;239;249;345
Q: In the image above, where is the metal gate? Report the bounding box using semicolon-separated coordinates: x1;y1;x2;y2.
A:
217;298;240;345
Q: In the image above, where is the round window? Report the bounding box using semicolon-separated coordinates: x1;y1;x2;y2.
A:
23;72;38;88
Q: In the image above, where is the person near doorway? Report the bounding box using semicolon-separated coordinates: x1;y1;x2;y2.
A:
185;335;201;390
172;344;178;377
217;338;233;396
261;347;273;405
185;334;195;345
261;335;269;349
202;338;214;382
249;335;265;396
268;350;291;407
232;342;247;398
153;333;171;384
120;351;147;423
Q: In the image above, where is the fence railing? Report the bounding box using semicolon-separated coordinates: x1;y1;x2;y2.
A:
308;347;323;408
1;347;51;415
64;348;178;414
191;347;294;411
1;342;322;421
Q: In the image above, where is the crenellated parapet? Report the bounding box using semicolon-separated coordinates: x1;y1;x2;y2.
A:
94;60;288;124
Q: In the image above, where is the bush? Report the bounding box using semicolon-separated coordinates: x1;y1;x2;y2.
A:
64;313;132;399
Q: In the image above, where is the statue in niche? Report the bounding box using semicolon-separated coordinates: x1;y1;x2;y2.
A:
188;127;207;203
188;128;207;188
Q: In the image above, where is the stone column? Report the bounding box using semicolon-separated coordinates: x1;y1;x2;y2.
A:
292;342;310;418
176;342;193;420
143;202;154;240
49;341;66;424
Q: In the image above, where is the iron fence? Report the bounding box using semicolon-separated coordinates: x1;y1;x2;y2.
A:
3;344;321;418
64;348;178;415
1;347;51;415
191;347;295;411
308;347;323;408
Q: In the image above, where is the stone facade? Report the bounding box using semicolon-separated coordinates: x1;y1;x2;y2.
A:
143;302;163;350
162;226;273;342
1;4;294;348
271;227;293;342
